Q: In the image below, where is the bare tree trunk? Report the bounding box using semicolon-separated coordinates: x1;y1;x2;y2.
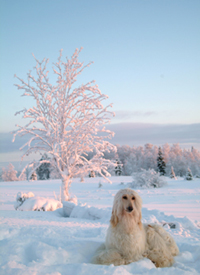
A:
61;176;70;201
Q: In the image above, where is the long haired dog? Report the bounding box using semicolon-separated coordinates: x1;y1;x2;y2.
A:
92;188;179;267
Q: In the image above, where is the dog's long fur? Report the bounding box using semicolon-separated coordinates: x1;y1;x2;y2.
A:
92;188;179;267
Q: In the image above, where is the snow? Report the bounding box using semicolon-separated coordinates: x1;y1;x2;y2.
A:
16;195;63;212
0;176;200;275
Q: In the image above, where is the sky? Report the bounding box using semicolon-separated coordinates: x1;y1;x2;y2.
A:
0;0;200;168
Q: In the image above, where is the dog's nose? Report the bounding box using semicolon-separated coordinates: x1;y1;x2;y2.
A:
127;206;133;212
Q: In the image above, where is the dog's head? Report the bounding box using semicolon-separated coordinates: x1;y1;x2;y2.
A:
110;188;142;229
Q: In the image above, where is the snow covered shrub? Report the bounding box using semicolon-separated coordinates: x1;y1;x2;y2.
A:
14;191;35;210
131;169;167;188
185;168;193;181
2;163;18;182
15;192;62;211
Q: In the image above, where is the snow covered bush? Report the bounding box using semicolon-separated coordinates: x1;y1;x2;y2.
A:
14;191;62;211
14;191;35;210
2;163;18;182
131;169;167;189
13;48;116;201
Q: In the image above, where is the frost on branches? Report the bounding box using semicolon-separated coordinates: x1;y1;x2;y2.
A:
2;163;18;182
13;48;116;201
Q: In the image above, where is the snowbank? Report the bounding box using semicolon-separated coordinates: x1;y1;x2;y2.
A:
63;201;111;221
15;192;62;211
0;176;200;275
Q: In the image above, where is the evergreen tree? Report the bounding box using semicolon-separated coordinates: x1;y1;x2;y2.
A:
185;168;193;180
36;154;51;180
30;171;37;181
157;147;166;175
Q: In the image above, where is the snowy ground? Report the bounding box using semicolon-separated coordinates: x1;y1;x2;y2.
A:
0;176;200;275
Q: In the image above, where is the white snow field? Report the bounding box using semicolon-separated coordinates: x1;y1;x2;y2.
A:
0;176;200;275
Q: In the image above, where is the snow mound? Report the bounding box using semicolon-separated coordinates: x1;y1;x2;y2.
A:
70;204;111;221
1;177;200;275
142;208;199;230
14;191;35;210
62;201;77;217
63;201;199;232
63;201;111;221
15;193;62;211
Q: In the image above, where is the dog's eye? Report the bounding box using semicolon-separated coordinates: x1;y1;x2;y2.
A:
122;196;127;200
132;197;135;200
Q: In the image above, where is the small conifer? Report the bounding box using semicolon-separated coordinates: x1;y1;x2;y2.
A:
157;147;166;175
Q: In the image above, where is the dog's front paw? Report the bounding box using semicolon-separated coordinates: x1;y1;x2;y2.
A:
123;258;133;265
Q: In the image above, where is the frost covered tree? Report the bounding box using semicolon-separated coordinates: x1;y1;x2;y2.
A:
124;152;137;175
170;166;177;180
116;145;132;175
157;147;166;175
169;143;186;176
2;163;18;182
144;143;158;171
13;48;116;201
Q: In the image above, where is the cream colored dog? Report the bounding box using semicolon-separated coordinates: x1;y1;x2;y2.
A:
92;188;179;267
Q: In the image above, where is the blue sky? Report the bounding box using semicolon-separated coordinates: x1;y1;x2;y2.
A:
0;0;200;167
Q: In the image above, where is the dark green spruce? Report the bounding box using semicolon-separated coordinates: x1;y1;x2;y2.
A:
157;147;166;175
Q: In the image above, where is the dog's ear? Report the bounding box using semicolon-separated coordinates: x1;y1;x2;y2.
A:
134;193;142;212
138;211;142;230
110;210;118;227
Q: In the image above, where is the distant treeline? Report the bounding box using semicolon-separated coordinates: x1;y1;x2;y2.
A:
1;143;200;181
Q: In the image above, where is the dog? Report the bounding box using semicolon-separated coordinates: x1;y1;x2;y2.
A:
92;188;179;267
